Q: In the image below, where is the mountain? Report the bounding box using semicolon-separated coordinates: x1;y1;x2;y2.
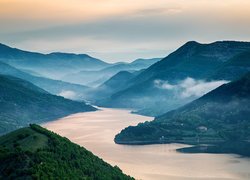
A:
86;71;136;101
111;58;161;70
0;124;133;179
0;61;90;100
62;58;161;86
0;43;110;79
0;75;96;135
130;58;161;67
99;71;135;93
115;72;250;146
211;49;250;80
132;41;250;84
99;41;250;116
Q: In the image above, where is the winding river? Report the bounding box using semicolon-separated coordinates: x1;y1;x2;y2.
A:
43;108;250;180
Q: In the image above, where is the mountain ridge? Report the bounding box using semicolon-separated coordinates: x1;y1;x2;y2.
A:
0;43;110;79
115;72;250;145
98;41;250;116
0;75;96;135
62;57;161;86
0;61;90;100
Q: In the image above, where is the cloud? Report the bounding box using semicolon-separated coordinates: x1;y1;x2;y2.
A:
154;79;175;90
179;78;229;98
154;77;229;99
134;7;182;16
1;0;250;62
58;90;77;99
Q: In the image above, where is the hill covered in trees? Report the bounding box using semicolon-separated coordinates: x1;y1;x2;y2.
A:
0;75;96;135
0;124;133;179
115;73;250;145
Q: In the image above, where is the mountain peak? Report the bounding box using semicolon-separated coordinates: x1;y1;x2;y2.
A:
184;41;201;46
182;40;250;49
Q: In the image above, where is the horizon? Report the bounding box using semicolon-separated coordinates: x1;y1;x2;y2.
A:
1;39;250;64
1;0;250;62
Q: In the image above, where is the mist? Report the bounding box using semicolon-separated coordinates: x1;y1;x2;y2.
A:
154;77;229;99
58;90;77;100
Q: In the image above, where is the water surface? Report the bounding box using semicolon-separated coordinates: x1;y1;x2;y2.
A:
43;108;250;180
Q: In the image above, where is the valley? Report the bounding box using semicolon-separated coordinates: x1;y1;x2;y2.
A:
1;1;250;179
0;41;250;179
43;108;250;180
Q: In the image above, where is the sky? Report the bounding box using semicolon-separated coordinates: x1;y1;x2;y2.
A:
1;0;250;62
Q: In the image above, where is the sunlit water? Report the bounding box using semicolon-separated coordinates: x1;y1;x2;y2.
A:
43;108;250;180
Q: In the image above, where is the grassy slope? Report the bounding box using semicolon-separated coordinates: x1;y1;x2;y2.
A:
0;124;133;179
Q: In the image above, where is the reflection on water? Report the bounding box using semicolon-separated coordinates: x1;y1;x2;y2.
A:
178;142;250;157
43;108;250;180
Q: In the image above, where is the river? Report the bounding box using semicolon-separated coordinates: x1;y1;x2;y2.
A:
43;107;250;180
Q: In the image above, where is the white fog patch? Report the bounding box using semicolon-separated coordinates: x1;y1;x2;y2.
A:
58;90;77;99
154;79;175;90
180;78;229;98
154;77;229;98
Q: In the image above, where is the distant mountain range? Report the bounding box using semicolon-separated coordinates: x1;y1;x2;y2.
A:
1;41;250;119
0;43;161;88
86;71;138;101
0;61;90;100
62;58;161;86
0;75;96;135
0;43;110;79
0;124;132;179
115;72;250;145
97;41;250;116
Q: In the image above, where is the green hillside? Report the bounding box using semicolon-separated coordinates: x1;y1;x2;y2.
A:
115;73;250;145
0;124;133;179
0;75;96;135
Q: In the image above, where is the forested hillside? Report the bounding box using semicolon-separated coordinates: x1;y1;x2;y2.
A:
0;75;96;134
0;124;133;179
